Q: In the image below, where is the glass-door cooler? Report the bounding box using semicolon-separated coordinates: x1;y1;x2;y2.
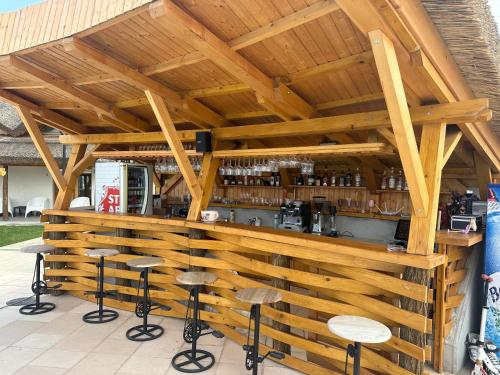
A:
95;161;153;215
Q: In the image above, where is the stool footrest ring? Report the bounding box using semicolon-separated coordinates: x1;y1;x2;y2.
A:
171;349;215;373
126;324;164;342
19;302;55;315
83;309;119;324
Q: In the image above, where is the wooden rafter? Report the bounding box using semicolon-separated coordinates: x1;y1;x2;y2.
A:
54;144;87;209
441;130;463;169
145;90;202;201
63;38;227;129
161;175;183;195
370;29;428;217
150;0;316;121
16;106;66;191
0;89;88;134
4;56;152;133
474;152;493;200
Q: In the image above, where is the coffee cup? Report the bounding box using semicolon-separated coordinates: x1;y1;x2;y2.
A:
201;210;219;222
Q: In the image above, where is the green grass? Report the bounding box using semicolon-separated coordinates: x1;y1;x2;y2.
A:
0;225;44;247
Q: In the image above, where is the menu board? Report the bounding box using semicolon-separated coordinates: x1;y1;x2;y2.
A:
484;184;500;345
95;162;121;213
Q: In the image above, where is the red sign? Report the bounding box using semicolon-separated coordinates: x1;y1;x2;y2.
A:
98;186;120;213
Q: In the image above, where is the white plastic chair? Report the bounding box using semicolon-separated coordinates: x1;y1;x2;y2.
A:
0;197;13;216
69;196;90;208
25;197;50;217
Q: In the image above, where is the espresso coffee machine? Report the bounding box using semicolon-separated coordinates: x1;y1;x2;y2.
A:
278;200;310;232
311;197;332;235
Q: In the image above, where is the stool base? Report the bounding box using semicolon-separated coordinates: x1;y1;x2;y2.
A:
19;302;55;315
83;309;119;324
126;324;164;342
172;349;215;373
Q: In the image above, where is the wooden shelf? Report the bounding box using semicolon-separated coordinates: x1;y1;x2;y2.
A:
289;185;367;190
218;185;284;189
435;230;483;247
209;203;280;211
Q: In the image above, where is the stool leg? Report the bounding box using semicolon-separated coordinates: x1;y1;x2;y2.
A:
353;342;361;375
19;253;55;315
34;253;42;308
98;256;104;316
191;286;199;357
252;304;261;375
142;267;149;329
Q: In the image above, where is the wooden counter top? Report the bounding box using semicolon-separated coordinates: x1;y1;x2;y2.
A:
435;230;483;247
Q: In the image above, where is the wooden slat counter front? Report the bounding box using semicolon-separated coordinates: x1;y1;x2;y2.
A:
41;209;446;375
433;230;483;372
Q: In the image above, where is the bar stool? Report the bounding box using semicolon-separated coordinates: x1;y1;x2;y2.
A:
327;315;391;375
19;244;59;315
126;256;165;342
236;288;285;375
172;271;224;373
82;248;120;324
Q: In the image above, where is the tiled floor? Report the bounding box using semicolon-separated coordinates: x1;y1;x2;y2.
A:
0;239;465;374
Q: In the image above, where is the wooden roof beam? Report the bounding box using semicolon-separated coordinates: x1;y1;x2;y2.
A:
63;38;227;129
145;90;202;201
4;56;152;133
16;106;66;191
441;130;463;169
59;98;490;145
151;0;317;121
370;29;428;217
0;88;88;134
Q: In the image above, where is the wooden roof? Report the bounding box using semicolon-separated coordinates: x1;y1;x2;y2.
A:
0;0;498;172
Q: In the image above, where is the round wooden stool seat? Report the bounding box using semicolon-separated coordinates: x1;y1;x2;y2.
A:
20;244;56;254
235;288;282;305
176;271;217;286
127;257;164;268
327;315;391;344
85;248;120;258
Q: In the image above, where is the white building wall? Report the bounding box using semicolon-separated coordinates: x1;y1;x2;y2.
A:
0;166;55;208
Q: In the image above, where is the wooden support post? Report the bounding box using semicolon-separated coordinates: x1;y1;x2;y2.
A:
441;130;463;169
16;106;67;191
271;254;291;355
115;228;132;302
48;215;66;296
474;152;492;200
370;29;429;217
2;166;8;221
54;144;87;209
408;123;446;254
145;90;202;201
433;243;448;372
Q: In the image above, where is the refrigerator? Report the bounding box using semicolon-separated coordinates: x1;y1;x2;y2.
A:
95;162;153;215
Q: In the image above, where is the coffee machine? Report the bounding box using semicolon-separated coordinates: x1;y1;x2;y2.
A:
278;200;310;232
310;197;333;235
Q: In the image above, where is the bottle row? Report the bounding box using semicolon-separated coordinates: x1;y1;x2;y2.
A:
295;168;363;187
380;167;409;191
222;173;281;186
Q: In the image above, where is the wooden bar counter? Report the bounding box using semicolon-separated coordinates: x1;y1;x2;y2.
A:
41;209;446;375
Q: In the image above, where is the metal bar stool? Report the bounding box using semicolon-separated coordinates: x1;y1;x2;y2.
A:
126;256;165;341
172;271;224;373
19;244;60;315
327;315;391;375
82;249;120;324
235;288;285;375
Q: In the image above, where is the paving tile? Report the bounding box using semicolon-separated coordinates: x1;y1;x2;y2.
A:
0;320;44;346
219;339;246;364
34;312;84;336
66;352;129;375
216;362;263;375
14;365;66;375
92;337;142;356
30;349;87;369
119;355;171;375
13;333;64;349
0;346;43;374
133;332;184;359
18;310;65;323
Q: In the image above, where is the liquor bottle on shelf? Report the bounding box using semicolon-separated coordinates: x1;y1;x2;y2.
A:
396;169;403;191
237;176;243;185
249;176;255;186
231;176;237;185
403;174;409;191
256;177;262;186
388;167;396;190
243;175;248;186
354;167;361;187
275;173;281;187
223;176;229;185
322;174;328;186
308;175;315;186
315;175;321;186
345;168;352;187
338;171;345;187
330;172;336;187
270;173;275;187
381;170;387;190
296;175;304;186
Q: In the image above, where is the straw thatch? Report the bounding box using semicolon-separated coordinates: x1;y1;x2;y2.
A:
0;102;24;137
422;0;500;136
0;136;63;166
